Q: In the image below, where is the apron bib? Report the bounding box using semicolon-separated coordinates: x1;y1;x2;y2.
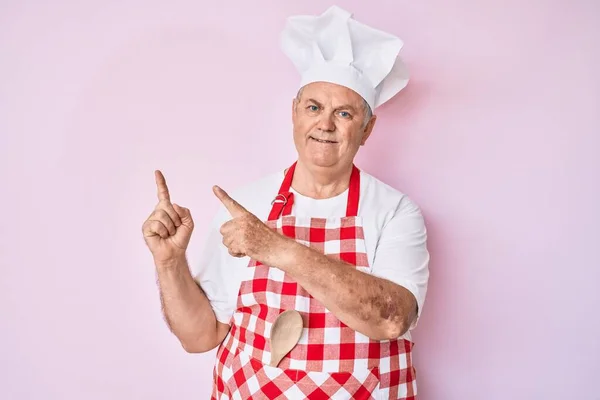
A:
211;162;417;399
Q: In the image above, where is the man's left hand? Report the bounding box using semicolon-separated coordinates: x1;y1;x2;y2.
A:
213;185;285;261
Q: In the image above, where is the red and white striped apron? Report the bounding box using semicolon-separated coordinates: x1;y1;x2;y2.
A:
211;162;417;399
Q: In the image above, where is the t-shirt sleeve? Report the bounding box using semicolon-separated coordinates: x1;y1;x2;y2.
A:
370;196;430;330
189;206;239;325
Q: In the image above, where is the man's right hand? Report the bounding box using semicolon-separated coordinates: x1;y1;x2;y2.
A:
142;170;194;264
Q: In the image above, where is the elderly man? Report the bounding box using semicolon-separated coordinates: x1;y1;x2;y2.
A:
142;6;429;399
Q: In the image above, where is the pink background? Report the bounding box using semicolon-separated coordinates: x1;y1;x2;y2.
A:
1;1;598;399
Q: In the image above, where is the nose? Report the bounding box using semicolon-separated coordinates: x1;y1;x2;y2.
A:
317;113;335;132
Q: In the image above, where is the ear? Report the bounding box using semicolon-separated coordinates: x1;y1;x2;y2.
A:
292;97;298;122
360;115;377;145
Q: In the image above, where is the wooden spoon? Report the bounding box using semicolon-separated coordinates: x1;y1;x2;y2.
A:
269;310;304;368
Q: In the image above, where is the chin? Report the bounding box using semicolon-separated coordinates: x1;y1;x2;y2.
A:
304;155;340;169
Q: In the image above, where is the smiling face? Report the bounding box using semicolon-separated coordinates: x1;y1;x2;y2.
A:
292;81;376;171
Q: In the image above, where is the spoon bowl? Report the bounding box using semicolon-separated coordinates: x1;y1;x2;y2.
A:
269;310;304;368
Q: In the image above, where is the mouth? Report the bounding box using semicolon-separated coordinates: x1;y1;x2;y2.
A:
309;136;338;144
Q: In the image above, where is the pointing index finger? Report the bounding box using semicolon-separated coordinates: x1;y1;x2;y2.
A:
213;185;247;217
155;170;171;202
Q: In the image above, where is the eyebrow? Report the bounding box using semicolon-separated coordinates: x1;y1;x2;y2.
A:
306;98;324;108
306;98;358;113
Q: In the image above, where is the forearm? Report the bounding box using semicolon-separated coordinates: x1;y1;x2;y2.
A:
270;238;416;340
155;255;224;352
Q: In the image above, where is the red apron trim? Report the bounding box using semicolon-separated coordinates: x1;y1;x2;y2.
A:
267;161;361;221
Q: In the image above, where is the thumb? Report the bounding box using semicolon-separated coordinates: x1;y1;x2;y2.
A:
213;185;247;217
173;204;194;229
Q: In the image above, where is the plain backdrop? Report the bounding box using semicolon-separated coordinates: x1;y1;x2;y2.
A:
1;1;599;399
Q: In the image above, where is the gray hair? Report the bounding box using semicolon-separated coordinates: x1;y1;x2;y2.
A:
296;86;373;129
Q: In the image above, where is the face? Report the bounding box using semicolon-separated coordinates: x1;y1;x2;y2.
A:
291;81;376;170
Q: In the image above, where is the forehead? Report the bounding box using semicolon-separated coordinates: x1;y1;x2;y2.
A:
299;82;364;106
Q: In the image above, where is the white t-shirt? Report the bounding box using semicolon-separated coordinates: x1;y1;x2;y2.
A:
191;168;430;341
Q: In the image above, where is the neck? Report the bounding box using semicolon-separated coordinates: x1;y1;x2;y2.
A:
289;159;353;199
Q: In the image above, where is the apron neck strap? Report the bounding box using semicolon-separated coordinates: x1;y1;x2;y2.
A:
267;161;360;221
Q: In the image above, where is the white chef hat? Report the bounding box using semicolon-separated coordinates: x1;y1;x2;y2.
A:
280;5;409;110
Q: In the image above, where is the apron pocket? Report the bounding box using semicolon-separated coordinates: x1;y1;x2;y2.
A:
295;368;380;399
226;347;380;399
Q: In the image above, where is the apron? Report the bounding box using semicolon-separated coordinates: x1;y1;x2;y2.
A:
211;162;417;399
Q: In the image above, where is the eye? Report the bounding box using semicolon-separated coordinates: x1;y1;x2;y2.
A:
339;111;351;118
307;105;319;112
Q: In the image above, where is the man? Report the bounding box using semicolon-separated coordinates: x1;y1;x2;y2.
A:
142;5;429;399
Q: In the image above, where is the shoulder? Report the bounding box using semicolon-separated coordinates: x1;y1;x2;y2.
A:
229;169;283;209
359;169;423;219
212;169;284;224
